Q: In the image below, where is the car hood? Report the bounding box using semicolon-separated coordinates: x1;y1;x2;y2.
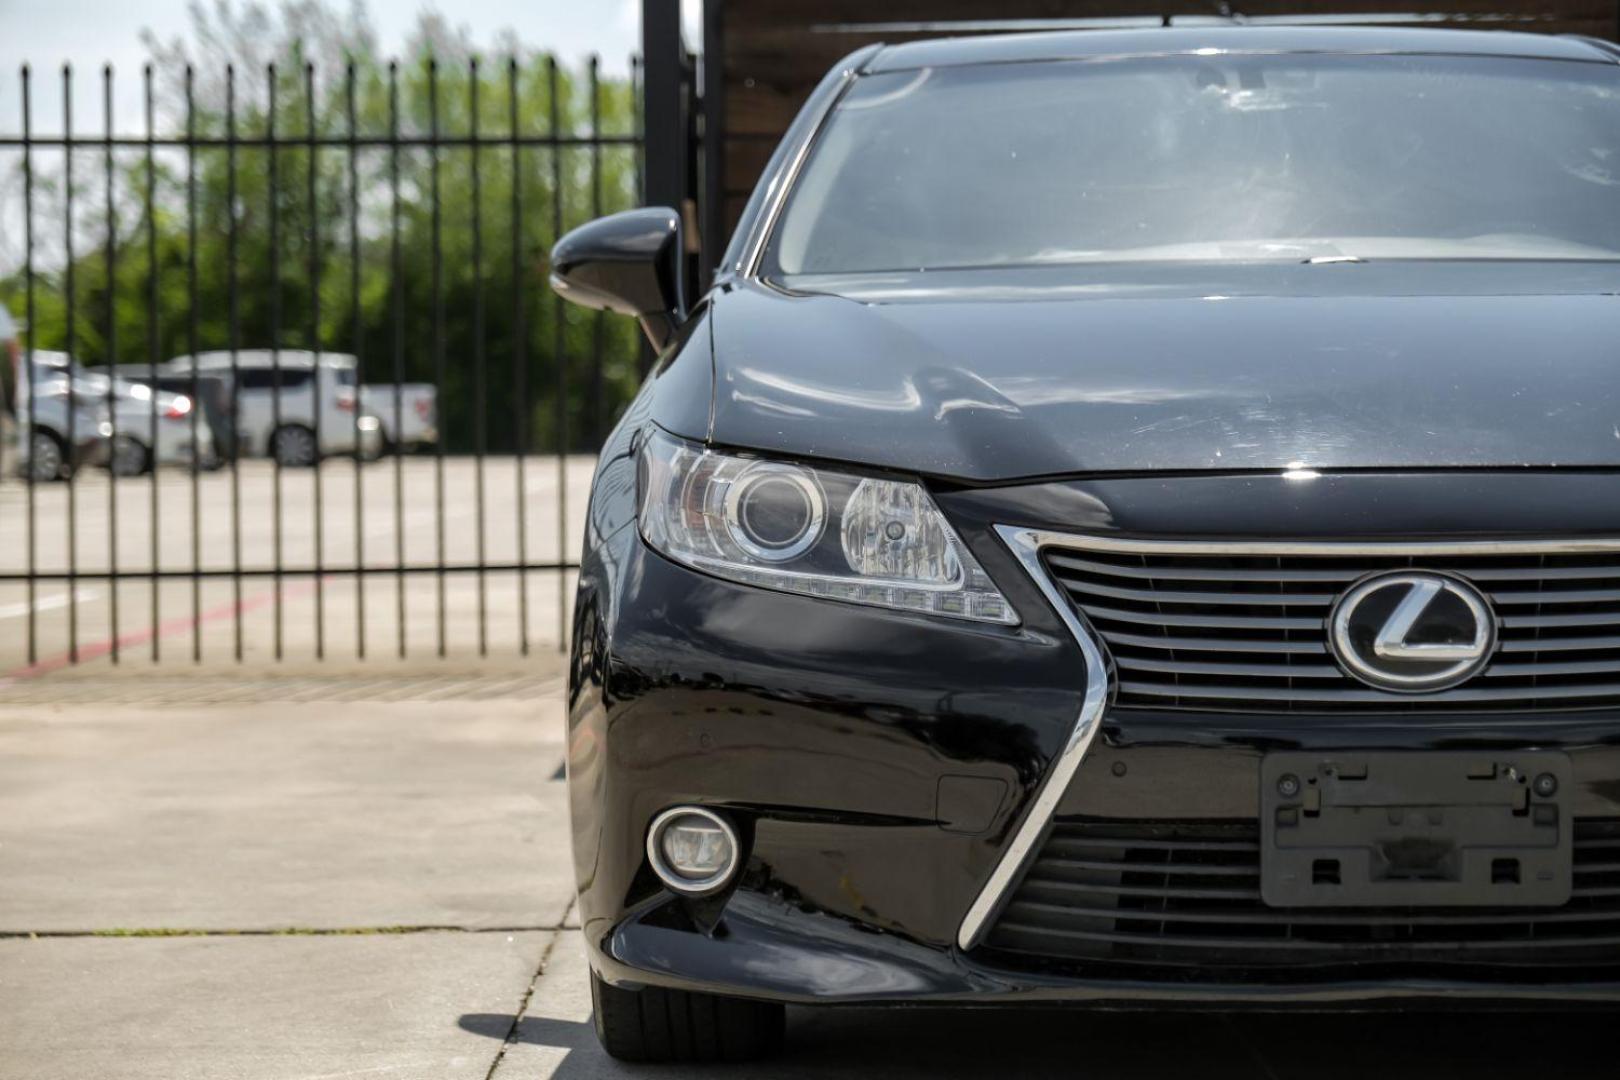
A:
706;263;1620;482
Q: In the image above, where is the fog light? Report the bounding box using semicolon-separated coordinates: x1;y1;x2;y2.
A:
646;807;739;895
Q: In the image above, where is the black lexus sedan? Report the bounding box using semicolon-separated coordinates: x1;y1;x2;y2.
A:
552;26;1620;1062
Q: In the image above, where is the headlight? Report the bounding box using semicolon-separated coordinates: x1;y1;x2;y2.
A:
637;428;1017;624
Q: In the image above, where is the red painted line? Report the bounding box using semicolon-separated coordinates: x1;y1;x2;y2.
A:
1;578;321;682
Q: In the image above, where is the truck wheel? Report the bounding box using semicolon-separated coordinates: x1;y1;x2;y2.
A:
590;970;784;1063
271;425;319;468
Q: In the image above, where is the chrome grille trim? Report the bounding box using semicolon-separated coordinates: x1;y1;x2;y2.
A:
956;527;1112;952
1115;679;1620;704
1039;535;1620;557
1041;532;1620;713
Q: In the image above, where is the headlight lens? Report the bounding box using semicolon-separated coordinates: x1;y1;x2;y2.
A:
723;462;825;562
637;428;1018;624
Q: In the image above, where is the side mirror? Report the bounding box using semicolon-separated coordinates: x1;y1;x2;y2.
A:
549;207;685;349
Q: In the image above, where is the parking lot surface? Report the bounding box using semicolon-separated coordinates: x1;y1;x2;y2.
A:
5;671;1620;1079
0;455;594;675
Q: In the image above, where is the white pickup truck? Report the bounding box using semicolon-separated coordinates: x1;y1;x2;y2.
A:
359;383;438;452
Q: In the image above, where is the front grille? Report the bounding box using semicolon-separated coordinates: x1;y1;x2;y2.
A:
1044;542;1620;712
982;819;1620;976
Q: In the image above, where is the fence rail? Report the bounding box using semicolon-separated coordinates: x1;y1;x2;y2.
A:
0;54;649;673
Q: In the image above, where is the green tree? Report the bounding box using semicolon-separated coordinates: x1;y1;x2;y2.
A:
2;0;646;453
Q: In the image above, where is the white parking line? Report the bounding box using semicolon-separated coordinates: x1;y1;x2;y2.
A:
0;587;101;621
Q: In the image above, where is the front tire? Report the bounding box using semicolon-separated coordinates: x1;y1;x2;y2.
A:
27;431;66;482
110;435;152;477
589;971;784;1063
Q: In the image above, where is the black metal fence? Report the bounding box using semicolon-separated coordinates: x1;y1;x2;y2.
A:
0;55;649;673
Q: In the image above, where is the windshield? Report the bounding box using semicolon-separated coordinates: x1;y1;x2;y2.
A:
767;54;1620;275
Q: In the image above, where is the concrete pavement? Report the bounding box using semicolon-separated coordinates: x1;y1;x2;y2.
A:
0;691;574;932
0;455;596;674
0;456;596;579
0;671;572;1080
2;931;551;1080
6;672;1620;1079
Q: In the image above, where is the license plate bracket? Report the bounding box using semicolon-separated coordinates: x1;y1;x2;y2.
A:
1260;751;1571;908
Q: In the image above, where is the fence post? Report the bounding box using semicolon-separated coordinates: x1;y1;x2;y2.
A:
641;0;688;222
0;52;640;670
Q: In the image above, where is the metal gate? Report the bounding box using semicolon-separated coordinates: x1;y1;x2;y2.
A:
0;55;648;673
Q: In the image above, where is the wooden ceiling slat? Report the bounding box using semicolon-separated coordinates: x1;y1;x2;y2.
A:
726;0;1216;28
726;0;1617;27
723;30;896;83
1236;0;1612;17
723;8;1620;84
726;79;808;135
722;139;779;192
723;194;752;237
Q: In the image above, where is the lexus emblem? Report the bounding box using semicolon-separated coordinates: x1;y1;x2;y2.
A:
1328;572;1496;692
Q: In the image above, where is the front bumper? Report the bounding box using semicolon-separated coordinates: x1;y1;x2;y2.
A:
601;892;1620;1008
571;470;1620;1006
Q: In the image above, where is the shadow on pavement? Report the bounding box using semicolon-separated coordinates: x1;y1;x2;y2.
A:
463;1005;1620;1078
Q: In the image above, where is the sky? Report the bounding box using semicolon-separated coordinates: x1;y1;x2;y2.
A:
0;0;702;134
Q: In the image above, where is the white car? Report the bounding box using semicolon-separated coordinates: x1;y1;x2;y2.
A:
102;378;215;475
9;360;112;482
42;354;216;475
162;350;383;466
